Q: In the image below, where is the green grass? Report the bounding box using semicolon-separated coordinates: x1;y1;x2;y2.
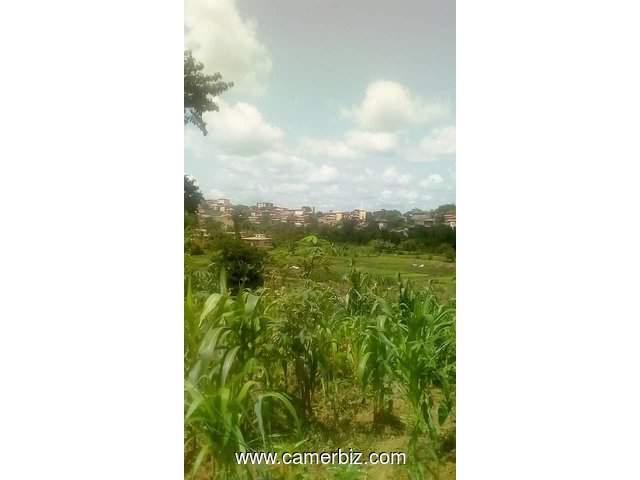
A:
328;255;455;299
187;250;456;300
328;254;453;277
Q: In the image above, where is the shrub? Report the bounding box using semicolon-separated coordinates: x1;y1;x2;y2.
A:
436;243;456;261
190;243;204;255
210;236;266;293
368;239;395;254
399;239;420;252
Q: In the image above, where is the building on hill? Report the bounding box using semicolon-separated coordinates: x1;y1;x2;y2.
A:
205;199;232;213
354;209;368;221
410;213;435;227
444;212;456;229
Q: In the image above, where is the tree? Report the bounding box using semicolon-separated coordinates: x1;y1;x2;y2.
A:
210;236;266;293
184;175;204;214
184;50;233;136
230;205;251;238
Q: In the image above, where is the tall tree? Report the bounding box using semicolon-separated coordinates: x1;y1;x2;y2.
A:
184;50;233;136
184;175;204;214
230;205;251;238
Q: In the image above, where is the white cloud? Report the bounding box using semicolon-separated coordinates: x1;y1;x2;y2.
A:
400;189;419;201
300;130;399;159
381;166;411;185
206;188;225;198
300;138;360;159
307;165;338;184
205;101;283;156
419;174;445;189
271;183;309;193
261;151;312;169
421;126;456;156
185;0;272;94
345;130;399;154
323;185;339;194
342;81;450;132
224;156;256;174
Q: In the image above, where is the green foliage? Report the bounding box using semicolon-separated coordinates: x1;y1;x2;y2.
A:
394;277;456;477
271;287;340;419
368;239;395;254
184;175;204;214
291;235;336;278
185;233;456;479
436;243;456;261
184;50;233;136
184;277;301;479
231;205;252;238
399;239;420;252
210;236;267;294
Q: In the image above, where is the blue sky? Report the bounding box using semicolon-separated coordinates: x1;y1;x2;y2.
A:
184;0;455;212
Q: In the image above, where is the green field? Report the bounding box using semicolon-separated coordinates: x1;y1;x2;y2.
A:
188;250;455;300
185;242;456;479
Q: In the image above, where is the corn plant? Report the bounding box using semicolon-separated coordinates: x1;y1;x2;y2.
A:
356;312;398;424
341;263;378;316
185;270;301;479
270;285;341;421
392;276;456;479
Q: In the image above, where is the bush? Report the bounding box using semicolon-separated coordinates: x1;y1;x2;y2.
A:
436;243;456;261
190;243;204;255
399;239;420;252
368;239;395;254
210;236;266;293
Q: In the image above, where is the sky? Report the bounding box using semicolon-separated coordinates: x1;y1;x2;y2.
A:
184;0;455;212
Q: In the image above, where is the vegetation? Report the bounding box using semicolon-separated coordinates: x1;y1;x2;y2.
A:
184;50;234;136
185;175;205;214
183;23;456;475
184;175;455;479
185;242;455;478
209;236;267;294
185;260;455;479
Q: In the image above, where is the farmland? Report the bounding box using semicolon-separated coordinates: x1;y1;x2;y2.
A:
184;236;456;479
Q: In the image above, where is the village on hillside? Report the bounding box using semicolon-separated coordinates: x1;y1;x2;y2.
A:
196;198;456;245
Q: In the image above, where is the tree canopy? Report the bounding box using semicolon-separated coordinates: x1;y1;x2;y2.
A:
184;175;204;214
184;50;233;136
231;205;251;238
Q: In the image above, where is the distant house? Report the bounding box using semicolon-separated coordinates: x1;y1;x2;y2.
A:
354;209;368;221
444;212;456;229
376;219;389;230
390;227;409;237
241;234;273;248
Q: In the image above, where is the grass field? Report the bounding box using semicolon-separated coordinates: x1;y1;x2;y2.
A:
328;254;455;300
187;250;456;300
